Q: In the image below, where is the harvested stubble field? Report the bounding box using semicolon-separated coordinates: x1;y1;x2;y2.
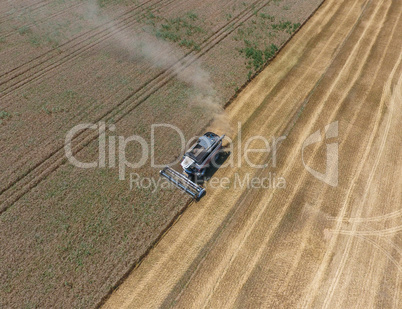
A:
0;0;324;308
103;0;402;308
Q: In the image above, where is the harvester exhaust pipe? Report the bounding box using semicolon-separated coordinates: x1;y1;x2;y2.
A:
160;167;206;201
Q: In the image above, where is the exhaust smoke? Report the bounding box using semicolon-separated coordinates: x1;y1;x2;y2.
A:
85;1;232;135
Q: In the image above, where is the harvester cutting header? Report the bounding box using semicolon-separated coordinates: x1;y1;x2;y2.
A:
160;132;225;200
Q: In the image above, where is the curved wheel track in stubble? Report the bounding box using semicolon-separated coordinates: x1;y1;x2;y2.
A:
101;0;402;307
0;0;275;214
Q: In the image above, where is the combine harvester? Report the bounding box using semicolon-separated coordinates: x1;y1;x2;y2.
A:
160;132;225;201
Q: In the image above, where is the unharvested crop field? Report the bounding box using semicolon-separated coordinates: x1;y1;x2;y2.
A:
103;0;402;308
0;0;325;308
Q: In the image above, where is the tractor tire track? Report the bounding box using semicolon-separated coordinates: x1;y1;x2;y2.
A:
323;30;402;309
100;0;369;306
268;9;390;291
0;0;273;214
0;0;174;92
180;0;402;305
0;0;50;24
0;0;180;81
300;1;399;307
101;0;402;307
0;0;258;112
189;0;389;303
170;0;380;305
1;1;86;39
0;0;264;101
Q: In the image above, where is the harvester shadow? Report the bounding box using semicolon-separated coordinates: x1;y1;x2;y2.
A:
193;150;231;185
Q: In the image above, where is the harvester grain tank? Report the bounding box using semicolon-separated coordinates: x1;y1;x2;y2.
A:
160;132;225;200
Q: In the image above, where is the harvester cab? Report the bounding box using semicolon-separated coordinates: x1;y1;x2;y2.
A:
160;132;225;201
